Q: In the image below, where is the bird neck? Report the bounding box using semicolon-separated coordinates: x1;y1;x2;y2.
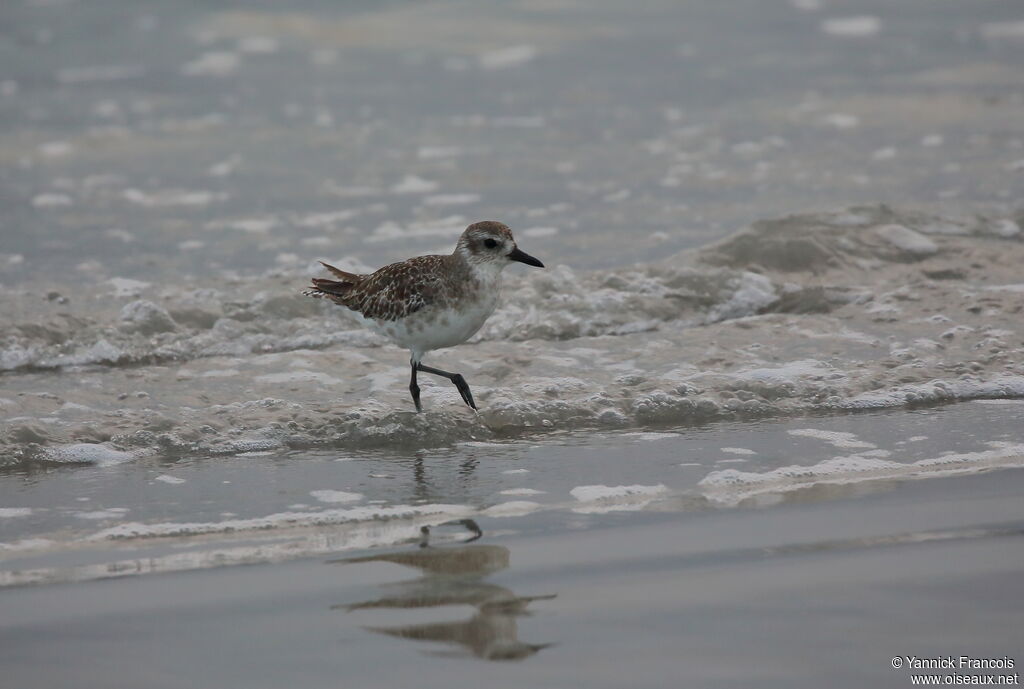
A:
453;248;506;284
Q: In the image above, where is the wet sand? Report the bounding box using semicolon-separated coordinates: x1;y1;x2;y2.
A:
1;466;1021;689
2;404;1023;687
2;402;1022;577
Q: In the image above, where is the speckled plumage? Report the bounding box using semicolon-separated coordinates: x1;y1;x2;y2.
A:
303;221;544;411
313;254;475;324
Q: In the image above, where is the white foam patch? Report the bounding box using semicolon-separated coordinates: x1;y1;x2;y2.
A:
499;488;545;496
700;443;1024;506
621;432;680;441
0;538;53;553
721;447;757;455
45;339;125;368
873;224;938;256
0;508;32;518
297;209;360;229
31;193;73;208
479;44;537;70
492;116;545;128
182;51;240;77
206;217;277;234
423;194;480;207
839;376;1024;410
254;371;343;385
821;113;859;130
418;146;464;159
201;369;239;378
788;429;875;449
988;220;1021;239
154;475;186;485
74;508;130;520
107;277;151;297
41;444;137;466
88;503;472;540
734;359;840;385
390;175;439;194
983;284;1024;293
483;501;542;517
310;490;363;504
502;469;530;474
570;484;669;513
39;141;74;157
706;272;778;322
821;16;881;37
123;189;227;207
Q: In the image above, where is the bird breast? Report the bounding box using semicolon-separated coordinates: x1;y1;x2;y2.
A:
366;289;499;353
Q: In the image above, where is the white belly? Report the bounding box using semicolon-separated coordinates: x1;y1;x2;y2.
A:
366;295;498;359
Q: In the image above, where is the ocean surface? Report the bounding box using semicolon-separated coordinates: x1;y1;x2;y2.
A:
1;0;1023;686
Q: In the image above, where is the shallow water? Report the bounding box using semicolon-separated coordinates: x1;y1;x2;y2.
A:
2;401;1022;586
1;462;1022;688
3;202;1023;463
2;0;1024;282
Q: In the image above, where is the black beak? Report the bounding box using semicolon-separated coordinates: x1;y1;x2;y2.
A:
507;246;544;268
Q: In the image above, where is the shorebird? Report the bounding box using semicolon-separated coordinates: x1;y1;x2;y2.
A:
304;221;544;412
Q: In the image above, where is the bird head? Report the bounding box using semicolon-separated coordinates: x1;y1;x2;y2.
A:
456;221;544;270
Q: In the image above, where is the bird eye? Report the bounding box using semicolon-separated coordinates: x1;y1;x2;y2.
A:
484;238;498;249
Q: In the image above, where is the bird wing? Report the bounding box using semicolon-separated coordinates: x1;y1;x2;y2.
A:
308;255;455;322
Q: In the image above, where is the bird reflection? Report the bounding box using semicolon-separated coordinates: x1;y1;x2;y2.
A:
329;523;555;661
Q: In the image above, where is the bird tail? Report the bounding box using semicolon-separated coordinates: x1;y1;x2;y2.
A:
318;261;362;282
303;261;363;299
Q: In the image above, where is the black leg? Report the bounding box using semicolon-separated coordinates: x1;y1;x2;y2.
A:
409;359;422;412
416;363;477;410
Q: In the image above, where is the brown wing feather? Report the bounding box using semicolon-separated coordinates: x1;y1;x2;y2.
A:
310;277;355;296
319;261;362;282
306;255;464;322
304;261;363;300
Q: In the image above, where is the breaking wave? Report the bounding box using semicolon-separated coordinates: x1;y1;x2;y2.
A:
2;205;1023;465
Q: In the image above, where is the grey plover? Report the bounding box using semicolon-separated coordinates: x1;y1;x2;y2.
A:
304;221;544;411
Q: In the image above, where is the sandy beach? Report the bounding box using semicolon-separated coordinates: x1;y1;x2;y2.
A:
2;463;1022;689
